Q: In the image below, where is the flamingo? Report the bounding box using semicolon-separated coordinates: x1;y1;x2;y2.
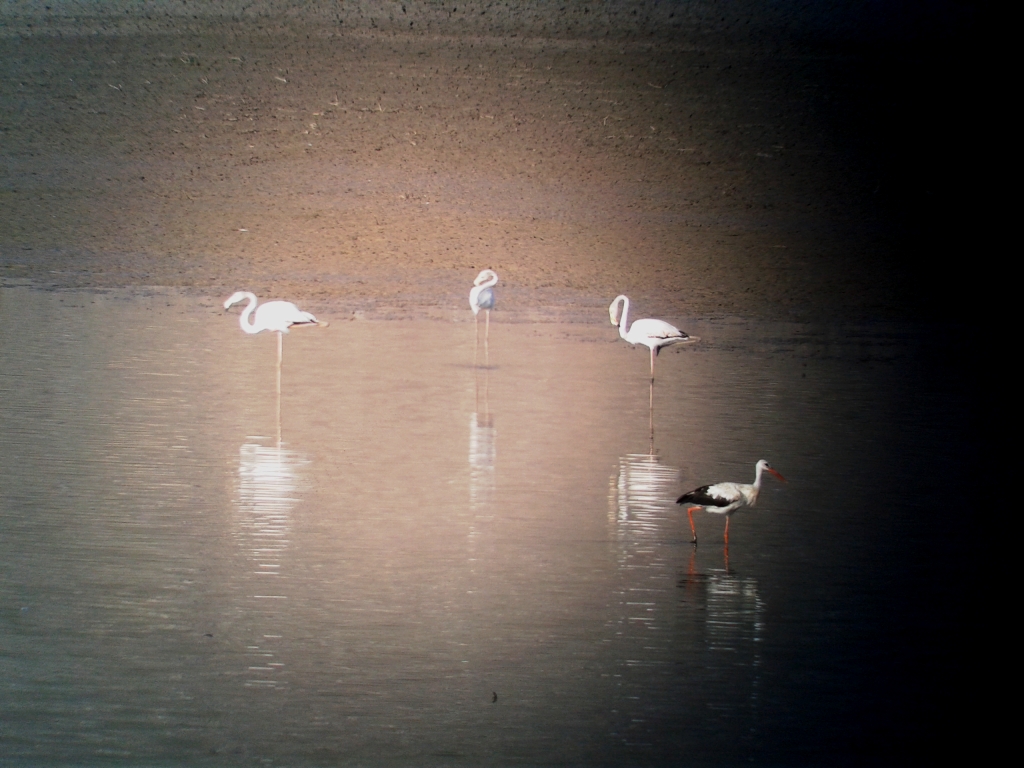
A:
223;291;319;335
470;270;498;363
677;460;787;545
609;295;693;378
223;292;323;414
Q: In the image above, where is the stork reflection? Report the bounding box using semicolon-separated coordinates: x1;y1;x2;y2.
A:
606;450;766;745
678;548;765;728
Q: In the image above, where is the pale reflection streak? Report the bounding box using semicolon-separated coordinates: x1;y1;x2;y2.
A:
235;439;308;688
606;451;680;745
608;451;679;627
679;550;766;726
608;445;765;740
469;363;496;548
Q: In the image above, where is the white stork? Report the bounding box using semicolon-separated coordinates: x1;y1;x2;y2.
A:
677;459;787;545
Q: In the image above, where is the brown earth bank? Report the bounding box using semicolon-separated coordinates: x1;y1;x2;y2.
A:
1;3;980;324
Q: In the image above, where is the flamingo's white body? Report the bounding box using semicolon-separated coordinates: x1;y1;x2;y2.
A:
223;291;318;334
470;270;497;316
609;295;692;378
470;270;498;362
676;460;787;544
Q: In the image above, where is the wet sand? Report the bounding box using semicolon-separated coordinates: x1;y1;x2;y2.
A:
0;6;978;324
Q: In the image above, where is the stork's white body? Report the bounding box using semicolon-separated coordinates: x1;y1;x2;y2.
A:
677;460;786;544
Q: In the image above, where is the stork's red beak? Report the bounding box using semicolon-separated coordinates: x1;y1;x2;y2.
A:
769;468;787;483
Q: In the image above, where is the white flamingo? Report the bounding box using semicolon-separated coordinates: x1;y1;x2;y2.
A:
609;295;693;378
223;292;323;409
223;291;319;335
677;460;787;545
470;270;498;363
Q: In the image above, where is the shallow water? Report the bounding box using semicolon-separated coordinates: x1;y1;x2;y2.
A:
0;286;971;765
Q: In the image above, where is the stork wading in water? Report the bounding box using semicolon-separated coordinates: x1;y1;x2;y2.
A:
470;270;498;365
677;460;787;545
609;295;694;379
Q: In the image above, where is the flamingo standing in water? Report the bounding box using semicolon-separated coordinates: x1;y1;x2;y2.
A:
609;295;693;379
470;270;498;363
223;291;320;336
677;460;787;545
223;291;323;437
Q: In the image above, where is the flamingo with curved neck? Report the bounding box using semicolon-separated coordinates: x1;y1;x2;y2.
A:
609;294;692;378
470;270;498;316
223;291;318;335
470;270;498;365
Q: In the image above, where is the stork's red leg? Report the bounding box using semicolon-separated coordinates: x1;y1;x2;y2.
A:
687;506;698;544
724;516;730;545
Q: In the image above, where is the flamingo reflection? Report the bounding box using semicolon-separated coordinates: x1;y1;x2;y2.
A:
606;450;677;665
605;449;677;743
469;362;496;546
235;438;308;689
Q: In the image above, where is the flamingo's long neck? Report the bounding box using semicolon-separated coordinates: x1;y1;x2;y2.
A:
238;294;260;334
616;297;631;340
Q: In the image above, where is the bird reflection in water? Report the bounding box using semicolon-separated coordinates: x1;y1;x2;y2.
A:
606;444;679;745
229;316;310;690
608;371;679;559
679;546;765;731
235;438;308;689
468;361;496;553
607;388;681;621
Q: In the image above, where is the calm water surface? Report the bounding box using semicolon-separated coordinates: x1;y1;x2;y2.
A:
0;286;971;766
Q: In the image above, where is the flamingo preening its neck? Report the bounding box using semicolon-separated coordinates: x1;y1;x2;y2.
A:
470;270;498;365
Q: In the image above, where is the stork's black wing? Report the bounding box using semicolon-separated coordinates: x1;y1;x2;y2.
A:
677;485;730;508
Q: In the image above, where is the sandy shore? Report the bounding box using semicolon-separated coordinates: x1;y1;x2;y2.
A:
1;9;976;324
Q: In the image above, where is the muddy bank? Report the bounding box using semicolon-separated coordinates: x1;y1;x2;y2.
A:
1;10;978;323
